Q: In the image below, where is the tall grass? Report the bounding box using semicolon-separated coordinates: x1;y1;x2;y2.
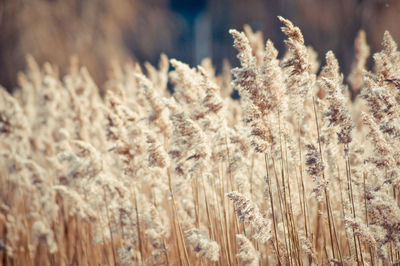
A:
1;17;400;265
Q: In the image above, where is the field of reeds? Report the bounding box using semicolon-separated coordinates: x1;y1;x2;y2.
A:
1;16;400;265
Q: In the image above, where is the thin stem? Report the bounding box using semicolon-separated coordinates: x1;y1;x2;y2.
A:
265;153;281;266
312;97;338;261
103;188;117;266
167;168;190;266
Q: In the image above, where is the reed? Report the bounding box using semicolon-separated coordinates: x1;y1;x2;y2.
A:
1;16;400;265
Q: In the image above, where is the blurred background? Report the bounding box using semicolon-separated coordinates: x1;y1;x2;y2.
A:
0;0;399;90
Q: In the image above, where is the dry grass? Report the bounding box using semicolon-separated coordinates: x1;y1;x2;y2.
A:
1;17;400;265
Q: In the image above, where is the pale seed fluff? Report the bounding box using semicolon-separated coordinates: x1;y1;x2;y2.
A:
31;220;57;254
236;234;259;266
146;131;169;168
227;191;271;243
186;228;220;262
